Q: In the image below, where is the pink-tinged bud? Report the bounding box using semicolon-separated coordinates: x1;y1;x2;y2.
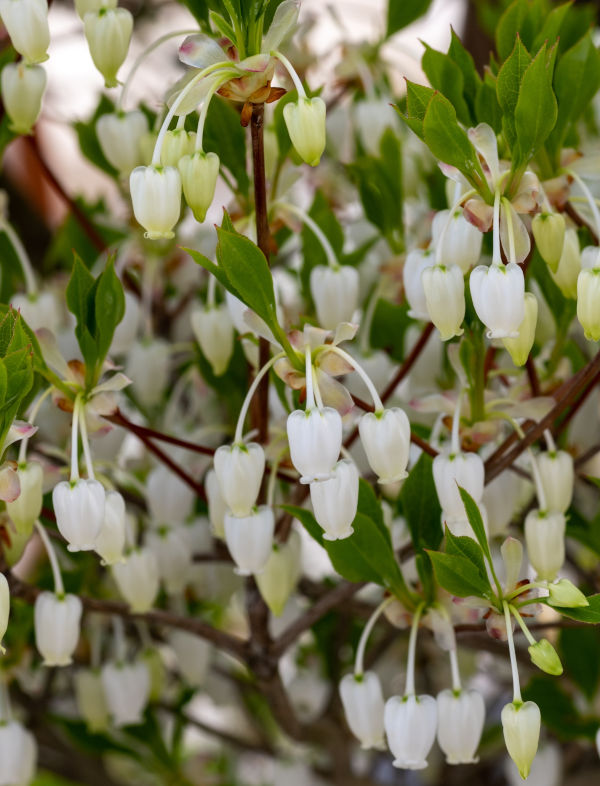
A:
129;165;182;240
531;212;565;273
436;688;485;764
34;591;82;666
213;442;265;517
224;505;274;575
309;265;359;330
422;263;465;340
0;721;37;785
191;304;234;377
309;459;359;541
577;267;600;341
283;96;326;166
96;111;148;175
178;151;219;223
1;61;46;135
339;672;385;750
469;262;525;338
501;700;541;779
84;7;133;88
384;693;437;769
358;407;410;484
52;478;105;552
101;660;150;727
403;248;434;320
537;450;574;514
525;509;565;581
0;0;49;64
287;407;342;484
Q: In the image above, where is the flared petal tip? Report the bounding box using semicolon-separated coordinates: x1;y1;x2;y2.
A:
392;759;428;770
323;527;354;542
377;472;408;484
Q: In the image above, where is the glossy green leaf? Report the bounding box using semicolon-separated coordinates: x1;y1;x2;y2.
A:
457;486;494;566
532;1;572;52
398;81;436;140
448;28;481;100
523;675;599;740
94;258;125;364
427;550;492;599
400;452;442;552
204;95;250;195
421;43;471;125
552;593;600;624
387;0;433;38
496;36;532;151
475;72;503;134
514;44;557;165
444;527;490;588
495;0;541;61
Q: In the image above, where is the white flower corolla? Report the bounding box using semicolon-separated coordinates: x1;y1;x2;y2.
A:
537;450;574;514
75;0;115;19
1;62;46;135
309;459;359;541
550;227;580;299
470;262;525;338
168;630;211;687
0;0;49;63
111;291;140;355
384;693;438;769
84;7;133;88
501;700;541;780
34;591;82;666
502;292;538;367
112;547;159;612
10;290;60;334
224;505;274;576
432;208;483;273
205;468;226;539
436;688;485;764
96;111;148;176
129;165;182;240
531;212;565;273
0;721;37;786
255;529;302;616
358;407;410;484
577;266;600;341
214;442;265;517
309;265;359;330
94;490;126;566
101;660;150;727
525;509;566;581
483;468;526;537
505;742;562;786
0;574;8;654
52;478;105;552
353;97;398;156
126;339;170;408
283;96;326;166
403;248;434;320
581;245;600;270
75;670;109;732
6;461;43;535
178;151;220;223
433;451;484;524
287;407;342;484
146;464;195;524
191;304;234;377
145;526;191;595
422;264;465;340
339;672;385;750
160;129;196;167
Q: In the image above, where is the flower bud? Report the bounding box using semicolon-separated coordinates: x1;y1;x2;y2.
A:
0;0;49;64
287;407;342;484
432;208;483;273
75;0;115;19
255;529;302;616
384;693;438;769
129;165;182;240
191;304;234;376
101;660;150;727
75;669;109;732
422;263;465;340
528;638;563;675
309;265;359;330
547;578;588;608
1;61;46;134
96;111;148;175
160;129;196;167
483;471;525;537
94;489;126;566
531;212;565;273
224;505;274;575
501;700;541;780
358;407;410;484
146;525;191;595
436;688;485;764
433;451;484;524
52;478;106;552
550;227;580;299
112;547;159;612
469;262;525;338
403;248;434;320
525;509;565;581
283;96;326;166
502;291;537;367
205;468;226;539
84;7;133;88
0;721;37;785
214;442;265;517
147;464;194;524
6;460;43;535
340;672;385;750
577;266;600;341
34;591;82;666
126;339;170;408
169;630;211;687
309;459;359;541
0;574;8;654
178;151;219;223
537;449;574;514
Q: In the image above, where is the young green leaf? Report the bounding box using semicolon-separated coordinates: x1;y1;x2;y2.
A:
475;72;503;134
387;0;433;38
551;593;600;624
400;452;443;552
496;36;532;152
514;43;557;166
94;258;125;367
427;550;492;599
495;0;540;62
457;485;493;566
444;526;491;589
421;43;471;125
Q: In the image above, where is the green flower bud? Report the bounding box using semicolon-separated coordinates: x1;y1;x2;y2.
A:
256;529;302;616
178;151;219;223
501;700;541;780
551;228;580;299
1;62;46;135
283;96;326;167
160;129;197;168
532;212;565;273
84;7;133;88
547;578;589;608
528;638;563;675
577;267;600;341
502;291;538;367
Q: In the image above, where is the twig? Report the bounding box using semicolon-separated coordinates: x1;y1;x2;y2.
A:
525;356;541;397
107;408;216;456
564;200;599;245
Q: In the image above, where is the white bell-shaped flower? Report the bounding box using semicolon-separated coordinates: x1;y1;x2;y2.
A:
52;478;105;552
502;291;538;367
422;263;465;340
501;700;541;780
160;129;196;167
96;111;148;176
339;671;385;750
34;591;82;666
94;489;126;566
283;96;326;166
0;574;9;654
531;212;565;273
205;468;226;539
255;529;302;616
146;464;195;524
384;693;438;769
213;442;265;517
75;0;116;19
145;525;191;595
111;291;140;354
126;339;170;408
75;669;109;732
358;407;410;484
178;151;220;223
169;630;211;687
433;451;484;524
310;459;359;541
0;0;49;64
432;208;483;273
403;248;434;320
224;505;274;576
469;262;525;338
6;460;43;535
436;688;485;764
537;450;574;514
287;407;342;484
577;267;600;341
10;290;60;334
84;7;133;87
191;304;235;377
101;660;150;727
129;165;182;240
309;265;359;330
1;62;46;135
551;227;580;299
112;547;159;612
525;509;565;581
0;721;37;785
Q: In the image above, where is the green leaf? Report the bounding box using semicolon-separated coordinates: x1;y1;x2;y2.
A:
495;0;540;62
457;486;494;567
369;298;411;363
522;675;599;740
514;44;557;166
496;36;532;152
532;1;573;52
204;95;250;196
74;94;118;177
66;254;95;327
357;478;389;542
400;81;436;140
448;28;481;100
567;506;600;557
400;452;442;552
421;43;471;125
560;626;600;700
185;246;243;301
94;258;125;365
552;594;600;624
387;0;433;38
475;72;503;134
427;550;492;598
444;527;490;586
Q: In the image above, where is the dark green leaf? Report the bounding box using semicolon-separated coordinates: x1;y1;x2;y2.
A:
184;247;243;301
496;36;532;151
204;96;250;195
427;550;492;598
522;675;598;740
495;0;539;62
444;527;490;587
560;626;600;700
532;1;573;53
458;486;493;566
66;255;95;327
94;258;125;364
369;298;411;363
400;452;442;552
357;478;388;543
387;0;433;38
400;81;436;140
514;44;557;165
448;28;481;100
421;43;471;125
475;72;503;134
552;593;600;624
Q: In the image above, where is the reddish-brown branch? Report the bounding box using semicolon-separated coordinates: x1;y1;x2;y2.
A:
525;356;541;397
564;200;599;245
107;408;216;456
411;432;438;457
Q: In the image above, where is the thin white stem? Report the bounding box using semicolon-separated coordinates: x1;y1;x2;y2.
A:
451;391;463;455
528;448;547;511
70;397;81;482
19;386;53;463
112;616;127;663
276;201;339;268
175;115;185;130
328;346;384;412
78;403;95;481
501;197;517;264
404;602;425;696
503;600;522;703
568;169;600;239
194;73;231;152
271;50;306;96
305;345;315;410
355;596;393;676
492;189;501;265
266;446;287;508
206;272;217;309
234;352;285;444
449;648;462;692
543;429;556;453
35;520;64;596
359;279;382;354
2;220;37;294
311;366;324;409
